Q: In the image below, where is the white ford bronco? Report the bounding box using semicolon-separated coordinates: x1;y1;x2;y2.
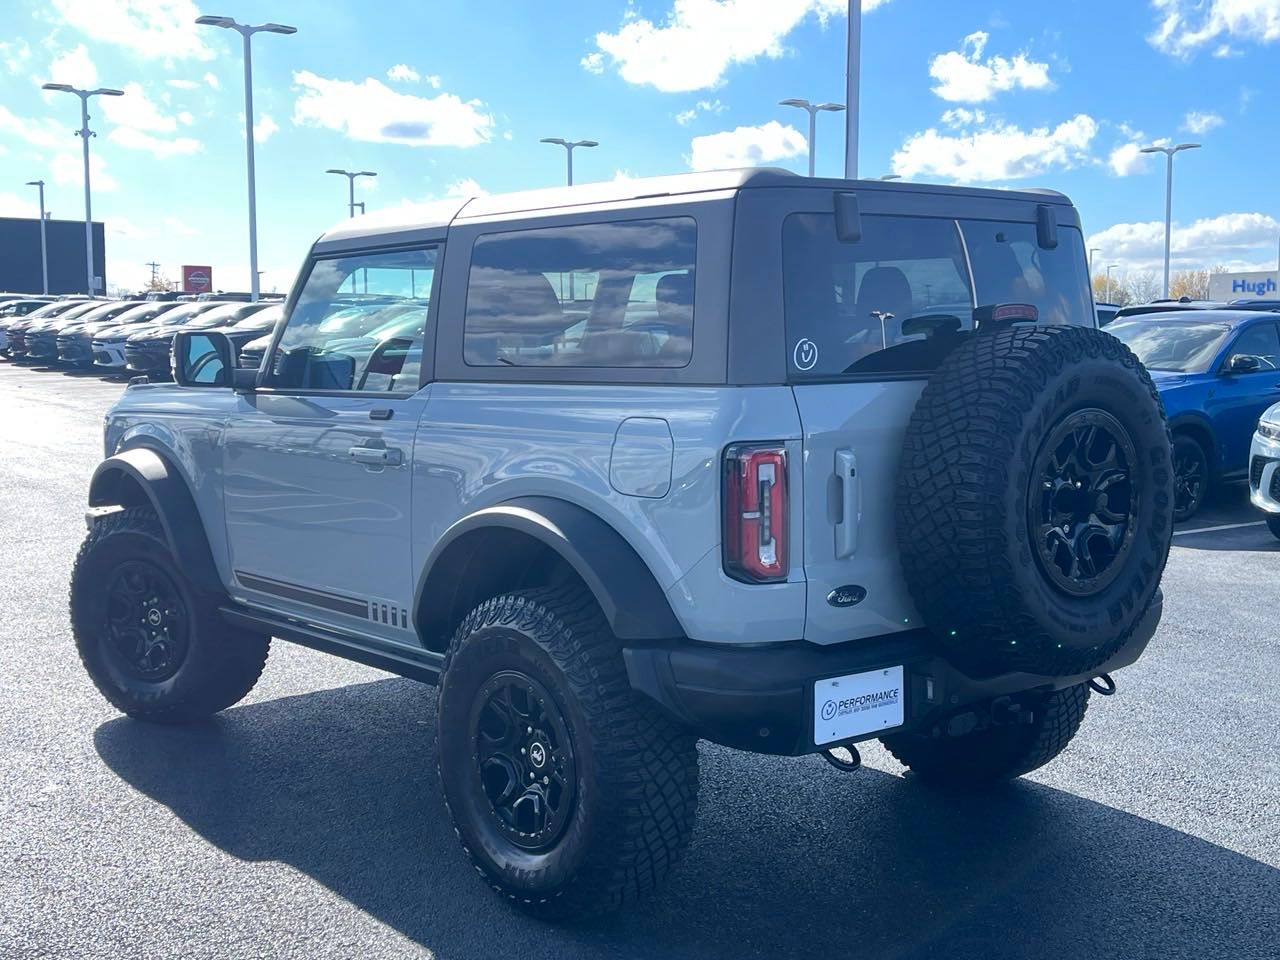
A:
71;169;1173;919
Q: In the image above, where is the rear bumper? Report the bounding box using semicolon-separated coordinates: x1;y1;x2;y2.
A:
624;590;1163;756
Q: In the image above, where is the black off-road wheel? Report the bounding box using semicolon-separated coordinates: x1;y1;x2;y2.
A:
1171;434;1209;522
897;324;1174;678
883;684;1090;787
436;583;699;921
69;506;270;722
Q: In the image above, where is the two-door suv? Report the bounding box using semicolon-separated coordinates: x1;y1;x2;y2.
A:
71;170;1174;918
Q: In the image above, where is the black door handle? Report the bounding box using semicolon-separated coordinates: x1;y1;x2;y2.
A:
369;408;393;420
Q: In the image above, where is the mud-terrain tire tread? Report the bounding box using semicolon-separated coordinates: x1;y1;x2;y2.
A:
883;683;1090;786
69;506;269;722
437;582;699;920
896;324;1173;677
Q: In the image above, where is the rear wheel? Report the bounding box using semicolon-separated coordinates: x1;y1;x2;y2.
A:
882;684;1090;787
70;506;270;723
1172;433;1209;522
436;583;699;920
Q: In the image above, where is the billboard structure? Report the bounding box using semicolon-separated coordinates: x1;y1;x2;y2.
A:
1208;271;1280;302
0;216;105;295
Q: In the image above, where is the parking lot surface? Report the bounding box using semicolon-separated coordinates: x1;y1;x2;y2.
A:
1;361;1277;960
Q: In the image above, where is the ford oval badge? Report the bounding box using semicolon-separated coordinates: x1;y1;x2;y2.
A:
827;585;866;608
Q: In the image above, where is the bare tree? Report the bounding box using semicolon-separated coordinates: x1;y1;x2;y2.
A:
1125;271;1162;305
1170;269;1211;300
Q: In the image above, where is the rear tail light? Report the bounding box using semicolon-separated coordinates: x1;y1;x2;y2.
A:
723;443;789;583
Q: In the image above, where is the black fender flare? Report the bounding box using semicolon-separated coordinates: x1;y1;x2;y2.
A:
88;447;223;594
415;496;684;642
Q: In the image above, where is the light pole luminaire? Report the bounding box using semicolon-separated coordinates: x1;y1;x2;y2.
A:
196;15;297;302
325;169;377;218
539;137;598;187
25;179;48;294
41;83;124;295
779;99;845;177
1140;142;1200;299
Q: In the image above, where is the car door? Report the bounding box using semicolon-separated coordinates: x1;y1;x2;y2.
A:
220;243;439;646
1205;320;1280;474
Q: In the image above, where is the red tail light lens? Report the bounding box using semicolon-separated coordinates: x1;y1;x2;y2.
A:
723;443;789;583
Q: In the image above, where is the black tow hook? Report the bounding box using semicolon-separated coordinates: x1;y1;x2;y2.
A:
1088;673;1117;696
822;745;862;772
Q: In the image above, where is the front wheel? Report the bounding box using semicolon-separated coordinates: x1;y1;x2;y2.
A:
882;685;1090;788
69;506;270;723
436;584;699;920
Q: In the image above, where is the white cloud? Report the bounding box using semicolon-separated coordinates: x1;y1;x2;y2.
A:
162;215;197;236
1149;0;1280;57
613;169;637;182
929;31;1051;102
167;78;199;90
52;151;117;191
292;70;494;147
387;64;420;83
425;74;442;89
689;120;806;171
110;217;145;239
203;72;219;90
0;191;40;218
585;0;890;93
102;82;179;132
0;105;67;149
50;0;212;60
445;177;487;198
1108;142;1151;176
177;110;193;125
1088;212;1280;272
891;114;1098;182
0;40;32;75
940;107;986;127
46;44;97;88
253;113;279;143
1182;110;1224;134
108;126;201;158
676;98;727;125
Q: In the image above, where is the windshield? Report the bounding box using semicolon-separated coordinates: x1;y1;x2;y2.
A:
1106;319;1232;373
782;212;1094;379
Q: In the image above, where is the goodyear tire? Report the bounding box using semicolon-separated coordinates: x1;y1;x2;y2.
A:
896;325;1174;677
436;583;699;920
70;506;270;722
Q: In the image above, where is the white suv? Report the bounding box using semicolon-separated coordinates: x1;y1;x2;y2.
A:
1251;401;1280;539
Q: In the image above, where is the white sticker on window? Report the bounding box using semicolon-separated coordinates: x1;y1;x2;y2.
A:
793;337;818;371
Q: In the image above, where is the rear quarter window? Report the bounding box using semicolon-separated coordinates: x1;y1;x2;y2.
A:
463;217;696;368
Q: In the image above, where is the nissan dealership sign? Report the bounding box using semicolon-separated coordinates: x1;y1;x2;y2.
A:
182;264;213;294
1208;270;1280;302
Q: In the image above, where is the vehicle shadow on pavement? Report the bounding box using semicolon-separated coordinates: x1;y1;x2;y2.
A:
94;678;1278;960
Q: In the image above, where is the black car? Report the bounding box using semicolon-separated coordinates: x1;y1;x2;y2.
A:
7;300;105;360
52;301;150;366
1096;301;1121;325
26;301;144;363
123;302;272;377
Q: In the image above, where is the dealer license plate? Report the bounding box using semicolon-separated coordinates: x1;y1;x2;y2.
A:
813;666;905;746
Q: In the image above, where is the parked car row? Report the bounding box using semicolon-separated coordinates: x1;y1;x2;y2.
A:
0;294;286;379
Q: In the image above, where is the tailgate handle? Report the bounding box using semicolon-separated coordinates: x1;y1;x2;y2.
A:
835;449;859;559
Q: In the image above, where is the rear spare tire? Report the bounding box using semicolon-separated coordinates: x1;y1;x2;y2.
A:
896;324;1173;677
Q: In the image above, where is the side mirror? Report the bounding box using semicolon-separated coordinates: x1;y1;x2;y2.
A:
172;330;234;388
1228;354;1262;374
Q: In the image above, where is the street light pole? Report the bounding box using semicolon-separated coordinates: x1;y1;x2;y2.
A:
325;169;377;217
1106;264;1118;304
41;83;125;295
778;99;845;177
539;137;598;186
25;179;48;294
1140;142;1201;299
196;15;297;302
1089;247;1101;278
844;0;861;179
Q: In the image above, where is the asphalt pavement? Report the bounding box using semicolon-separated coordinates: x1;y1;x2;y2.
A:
1;360;1277;960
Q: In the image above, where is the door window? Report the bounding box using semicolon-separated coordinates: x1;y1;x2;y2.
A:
269;246;436;392
1223;322;1280;372
463;217;696;368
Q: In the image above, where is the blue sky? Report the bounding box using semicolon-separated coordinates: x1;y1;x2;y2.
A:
0;0;1277;294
